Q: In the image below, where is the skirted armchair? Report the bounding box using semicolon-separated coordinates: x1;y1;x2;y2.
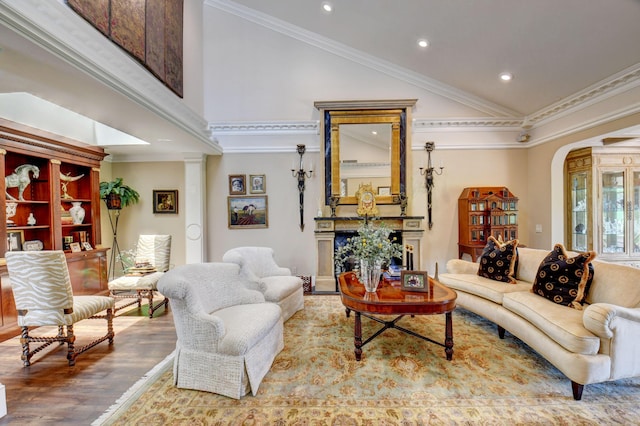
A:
157;262;284;399
222;246;304;321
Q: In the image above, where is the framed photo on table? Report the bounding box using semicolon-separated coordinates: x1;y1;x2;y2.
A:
69;242;82;253
153;190;178;214
401;270;430;293
6;230;24;252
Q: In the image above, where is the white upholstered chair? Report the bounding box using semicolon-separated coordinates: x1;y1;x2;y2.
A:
5;251;115;367
157;262;284;399
222;246;304;321
108;234;171;318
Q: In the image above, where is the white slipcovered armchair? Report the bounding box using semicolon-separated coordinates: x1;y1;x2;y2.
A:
108;234;171;318
222;247;304;321
157;262;284;399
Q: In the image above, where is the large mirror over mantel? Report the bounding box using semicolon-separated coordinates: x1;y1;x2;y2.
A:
315;99;417;206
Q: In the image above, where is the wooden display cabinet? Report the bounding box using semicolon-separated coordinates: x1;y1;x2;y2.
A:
457;187;519;261
564;147;640;266
565;148;593;252
0;120;108;341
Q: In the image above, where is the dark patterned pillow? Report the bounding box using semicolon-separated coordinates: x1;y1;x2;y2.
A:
477;236;519;284
532;244;596;310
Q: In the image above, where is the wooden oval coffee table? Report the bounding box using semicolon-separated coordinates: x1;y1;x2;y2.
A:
338;271;457;361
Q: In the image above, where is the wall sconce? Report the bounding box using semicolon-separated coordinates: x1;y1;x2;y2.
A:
419;141;444;230
291;144;313;231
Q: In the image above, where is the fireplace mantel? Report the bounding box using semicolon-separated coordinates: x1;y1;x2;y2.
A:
314;216;424;292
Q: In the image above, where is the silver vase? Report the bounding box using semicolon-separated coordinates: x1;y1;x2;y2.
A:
360;259;383;292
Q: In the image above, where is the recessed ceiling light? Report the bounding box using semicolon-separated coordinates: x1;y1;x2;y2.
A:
499;72;513;81
371;131;378;135
321;2;333;13
417;39;429;48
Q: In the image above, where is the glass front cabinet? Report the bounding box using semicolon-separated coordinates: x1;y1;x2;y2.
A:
565;147;640;266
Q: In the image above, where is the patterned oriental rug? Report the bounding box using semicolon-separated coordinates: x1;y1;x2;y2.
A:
95;295;640;425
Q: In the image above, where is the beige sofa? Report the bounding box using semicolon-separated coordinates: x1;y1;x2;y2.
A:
439;246;640;400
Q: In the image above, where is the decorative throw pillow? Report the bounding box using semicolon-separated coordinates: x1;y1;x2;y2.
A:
532;244;595;310
477;236;519;284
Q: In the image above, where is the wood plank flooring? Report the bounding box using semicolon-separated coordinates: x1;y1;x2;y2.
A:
0;302;176;425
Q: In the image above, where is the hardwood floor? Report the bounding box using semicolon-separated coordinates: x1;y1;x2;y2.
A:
0;302;176;425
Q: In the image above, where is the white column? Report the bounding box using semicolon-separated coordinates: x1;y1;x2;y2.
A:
183;153;207;263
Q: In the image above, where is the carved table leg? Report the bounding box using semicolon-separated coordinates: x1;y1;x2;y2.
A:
354;311;362;361
444;311;454;361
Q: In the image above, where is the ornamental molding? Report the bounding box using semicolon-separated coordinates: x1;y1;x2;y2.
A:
209;121;320;135
413;118;524;131
526;64;640;126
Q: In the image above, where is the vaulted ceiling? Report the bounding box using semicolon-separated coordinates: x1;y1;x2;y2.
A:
1;0;639;159
228;0;640;117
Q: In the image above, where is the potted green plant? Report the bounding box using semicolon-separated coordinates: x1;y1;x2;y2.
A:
99;177;140;210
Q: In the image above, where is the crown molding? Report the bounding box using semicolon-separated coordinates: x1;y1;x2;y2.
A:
413;118;524;132
0;0;216;152
209;121;319;136
526;63;640;126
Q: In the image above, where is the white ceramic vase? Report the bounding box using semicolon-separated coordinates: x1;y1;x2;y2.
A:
360;259;383;292
69;202;85;225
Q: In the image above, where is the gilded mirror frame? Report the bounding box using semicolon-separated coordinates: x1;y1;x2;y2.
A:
315;99;416;205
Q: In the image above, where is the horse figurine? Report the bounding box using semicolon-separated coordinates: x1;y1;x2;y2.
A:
5;164;40;201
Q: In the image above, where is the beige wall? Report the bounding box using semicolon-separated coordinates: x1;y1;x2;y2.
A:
105;147;528;276
206;153;322;275
100;161;185;273
105;129;640;277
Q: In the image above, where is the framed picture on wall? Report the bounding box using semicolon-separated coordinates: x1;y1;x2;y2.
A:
153;190;178;214
228;196;268;229
229;174;246;195
249;174;266;194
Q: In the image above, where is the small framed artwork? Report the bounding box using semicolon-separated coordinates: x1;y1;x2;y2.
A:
249;174;266;194
69;242;82;253
82;242;93;251
228;196;268;229
378;186;391;196
6;230;24;252
229;174;246;195
153;190;178;214
401;270;430;293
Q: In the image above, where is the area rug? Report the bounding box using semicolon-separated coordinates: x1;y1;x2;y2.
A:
96;295;640;425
